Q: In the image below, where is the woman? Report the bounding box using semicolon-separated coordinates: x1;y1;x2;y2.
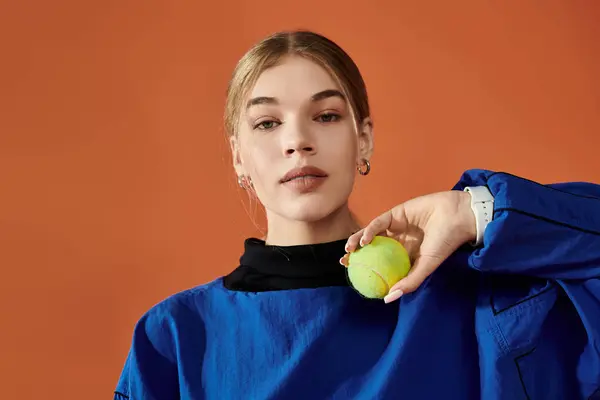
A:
114;30;600;400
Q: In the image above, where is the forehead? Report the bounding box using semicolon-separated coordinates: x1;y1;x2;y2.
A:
249;56;342;101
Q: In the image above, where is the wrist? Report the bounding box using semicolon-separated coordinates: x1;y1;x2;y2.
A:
458;191;478;243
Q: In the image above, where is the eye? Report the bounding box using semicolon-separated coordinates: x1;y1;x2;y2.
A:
315;113;341;123
253;120;281;131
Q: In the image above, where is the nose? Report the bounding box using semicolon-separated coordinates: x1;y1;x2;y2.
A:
285;143;315;156
283;120;316;156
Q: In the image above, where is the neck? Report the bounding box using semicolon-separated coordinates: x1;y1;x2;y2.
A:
265;204;359;246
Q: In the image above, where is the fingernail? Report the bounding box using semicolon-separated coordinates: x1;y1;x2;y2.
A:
344;244;350;252
359;237;365;247
339;257;346;266
384;289;403;304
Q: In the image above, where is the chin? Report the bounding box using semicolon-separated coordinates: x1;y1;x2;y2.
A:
280;196;343;223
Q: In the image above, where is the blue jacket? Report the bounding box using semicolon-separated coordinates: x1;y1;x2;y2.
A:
114;170;600;399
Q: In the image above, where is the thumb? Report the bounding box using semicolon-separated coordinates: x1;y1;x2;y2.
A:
383;254;445;303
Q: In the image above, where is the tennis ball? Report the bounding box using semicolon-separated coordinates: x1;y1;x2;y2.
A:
346;236;411;299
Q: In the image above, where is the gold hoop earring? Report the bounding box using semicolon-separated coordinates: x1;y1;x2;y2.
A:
357;159;371;176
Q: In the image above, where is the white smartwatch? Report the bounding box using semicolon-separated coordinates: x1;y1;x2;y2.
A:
463;186;494;246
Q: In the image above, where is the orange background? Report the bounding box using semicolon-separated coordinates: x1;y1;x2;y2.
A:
1;1;599;398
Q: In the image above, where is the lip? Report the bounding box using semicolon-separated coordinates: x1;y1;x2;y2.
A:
280;166;328;193
280;166;328;183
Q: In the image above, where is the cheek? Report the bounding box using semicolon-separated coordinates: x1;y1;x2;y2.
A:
322;129;359;168
239;139;279;186
315;132;358;197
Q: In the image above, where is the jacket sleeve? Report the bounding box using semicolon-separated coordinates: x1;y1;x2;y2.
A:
453;169;600;280
114;303;180;400
454;169;600;398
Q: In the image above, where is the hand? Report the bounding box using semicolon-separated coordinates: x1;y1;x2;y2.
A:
343;190;477;303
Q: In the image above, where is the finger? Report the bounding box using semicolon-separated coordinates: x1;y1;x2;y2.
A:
362;204;412;247
345;229;364;253
359;211;393;247
339;253;350;267
384;254;445;303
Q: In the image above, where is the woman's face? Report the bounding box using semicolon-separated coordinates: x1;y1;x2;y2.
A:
232;56;373;223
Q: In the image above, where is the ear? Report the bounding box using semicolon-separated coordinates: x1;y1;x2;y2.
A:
357;117;374;161
229;135;245;176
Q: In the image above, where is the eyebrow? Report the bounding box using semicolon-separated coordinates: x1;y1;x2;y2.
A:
311;89;346;102
246;89;346;110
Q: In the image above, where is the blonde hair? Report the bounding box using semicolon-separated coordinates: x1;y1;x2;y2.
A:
224;30;371;137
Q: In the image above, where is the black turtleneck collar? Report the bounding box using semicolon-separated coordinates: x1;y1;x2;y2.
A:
223;237;351;292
